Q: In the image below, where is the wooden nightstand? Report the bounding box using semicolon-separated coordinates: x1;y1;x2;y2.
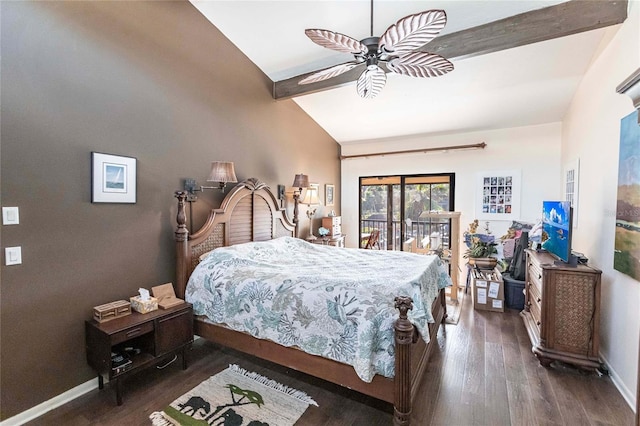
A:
85;303;193;405
312;234;346;247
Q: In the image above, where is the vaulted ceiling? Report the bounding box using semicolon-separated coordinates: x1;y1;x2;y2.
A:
190;1;627;144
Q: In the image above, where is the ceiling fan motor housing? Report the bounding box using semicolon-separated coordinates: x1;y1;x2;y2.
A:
361;36;381;70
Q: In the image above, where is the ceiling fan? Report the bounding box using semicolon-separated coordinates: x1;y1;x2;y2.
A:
298;2;454;99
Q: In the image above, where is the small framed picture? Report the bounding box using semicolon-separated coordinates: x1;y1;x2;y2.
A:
325;184;335;206
91;152;137;203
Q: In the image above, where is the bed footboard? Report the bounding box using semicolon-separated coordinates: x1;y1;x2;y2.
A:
394;296;414;426
394;290;446;425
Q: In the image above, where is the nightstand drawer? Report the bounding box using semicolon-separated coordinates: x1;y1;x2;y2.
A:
111;322;154;345
156;308;194;355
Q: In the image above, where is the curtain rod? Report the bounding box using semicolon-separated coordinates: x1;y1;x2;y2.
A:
340;142;486;160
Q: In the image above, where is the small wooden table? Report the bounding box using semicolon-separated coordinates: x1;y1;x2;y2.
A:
85;303;193;405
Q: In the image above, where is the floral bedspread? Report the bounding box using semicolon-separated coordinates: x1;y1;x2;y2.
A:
186;236;451;382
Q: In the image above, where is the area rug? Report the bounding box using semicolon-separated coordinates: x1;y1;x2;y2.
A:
445;287;466;325
150;364;317;426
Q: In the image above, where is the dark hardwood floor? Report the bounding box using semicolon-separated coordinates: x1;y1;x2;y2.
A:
28;293;634;425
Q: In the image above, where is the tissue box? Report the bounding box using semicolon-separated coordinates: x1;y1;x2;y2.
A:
130;296;158;314
93;300;131;323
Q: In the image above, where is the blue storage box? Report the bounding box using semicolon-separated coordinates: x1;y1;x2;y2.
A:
503;272;525;310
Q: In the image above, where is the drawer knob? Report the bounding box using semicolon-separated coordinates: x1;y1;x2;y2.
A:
537;297;541;303
536;321;541;326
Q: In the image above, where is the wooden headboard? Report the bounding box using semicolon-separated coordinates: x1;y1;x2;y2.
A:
174;177;296;298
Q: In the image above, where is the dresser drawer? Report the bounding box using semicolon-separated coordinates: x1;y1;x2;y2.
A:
529;295;542;332
529;280;542;307
528;262;543;294
111;322;154;345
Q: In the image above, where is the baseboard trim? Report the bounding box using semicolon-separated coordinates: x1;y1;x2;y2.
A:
0;378;98;426
1;337;203;425
600;352;636;414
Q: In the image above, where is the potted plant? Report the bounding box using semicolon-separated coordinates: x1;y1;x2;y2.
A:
463;234;498;269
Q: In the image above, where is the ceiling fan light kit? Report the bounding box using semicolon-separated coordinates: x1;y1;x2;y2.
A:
299;6;454;98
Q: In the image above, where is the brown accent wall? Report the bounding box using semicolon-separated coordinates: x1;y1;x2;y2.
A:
0;1;340;418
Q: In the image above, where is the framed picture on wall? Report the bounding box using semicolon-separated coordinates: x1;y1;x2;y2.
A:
475;170;521;220
325;184;335;206
563;159;580;228
614;110;640;280
91;152;137;203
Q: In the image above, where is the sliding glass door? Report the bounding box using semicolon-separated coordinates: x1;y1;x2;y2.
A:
359;174;455;250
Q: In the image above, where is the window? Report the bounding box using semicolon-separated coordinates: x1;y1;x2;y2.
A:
359;174;455;250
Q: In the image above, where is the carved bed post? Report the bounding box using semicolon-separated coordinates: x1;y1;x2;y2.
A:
174;191;189;299
394;296;414;426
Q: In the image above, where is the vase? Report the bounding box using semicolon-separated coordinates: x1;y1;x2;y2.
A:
468;257;498;269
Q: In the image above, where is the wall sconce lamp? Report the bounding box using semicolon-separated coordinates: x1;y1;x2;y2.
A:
301;186;321;241
184;161;238;200
292;174;309;237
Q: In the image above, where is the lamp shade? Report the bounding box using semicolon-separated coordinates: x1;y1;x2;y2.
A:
292;174;309;189
207;161;237;183
301;187;321;205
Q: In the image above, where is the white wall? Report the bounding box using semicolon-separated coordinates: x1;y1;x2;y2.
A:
562;0;640;408
340;1;640;410
341;122;563;249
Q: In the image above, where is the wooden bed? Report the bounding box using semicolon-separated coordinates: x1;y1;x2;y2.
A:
173;178;447;425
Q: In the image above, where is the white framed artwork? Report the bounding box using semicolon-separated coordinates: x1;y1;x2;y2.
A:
91;152;137;203
475;170;521;220
563;159;579;228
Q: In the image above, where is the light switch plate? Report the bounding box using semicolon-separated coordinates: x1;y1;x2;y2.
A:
2;207;19;225
5;247;22;265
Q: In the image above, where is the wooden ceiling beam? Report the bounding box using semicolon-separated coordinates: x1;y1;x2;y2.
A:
272;0;627;100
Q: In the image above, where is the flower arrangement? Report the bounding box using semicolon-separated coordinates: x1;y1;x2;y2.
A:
318;227;330;237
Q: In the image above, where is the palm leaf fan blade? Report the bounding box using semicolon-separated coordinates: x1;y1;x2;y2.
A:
388;52;454;78
299;62;360;85
356;66;386;99
380;10;447;55
304;29;368;54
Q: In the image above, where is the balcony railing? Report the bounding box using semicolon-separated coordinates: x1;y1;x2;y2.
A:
360;218;451;251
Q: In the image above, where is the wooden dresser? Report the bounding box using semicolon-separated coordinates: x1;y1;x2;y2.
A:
520;249;602;369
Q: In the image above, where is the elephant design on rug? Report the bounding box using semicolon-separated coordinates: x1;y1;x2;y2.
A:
177;395;211;416
174;384;271;425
